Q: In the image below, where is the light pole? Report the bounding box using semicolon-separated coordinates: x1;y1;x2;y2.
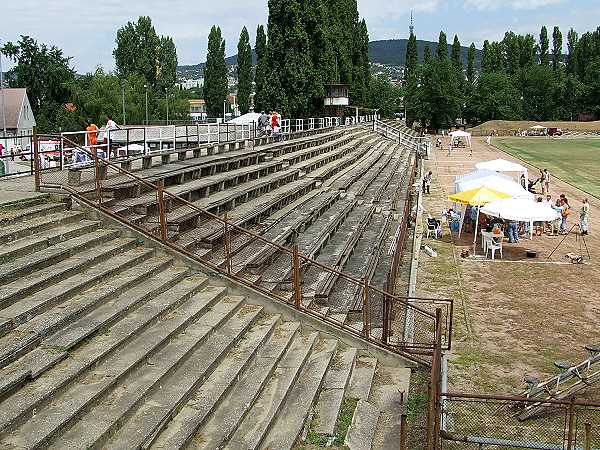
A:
144;84;148;125
165;88;169;125
0;39;6;137
121;81;126;125
223;100;226;120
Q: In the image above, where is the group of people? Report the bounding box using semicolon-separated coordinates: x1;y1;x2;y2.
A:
522;168;551;194
84;115;119;160
257;111;283;140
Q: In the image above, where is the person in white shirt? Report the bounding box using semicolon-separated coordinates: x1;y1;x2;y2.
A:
104;115;119;158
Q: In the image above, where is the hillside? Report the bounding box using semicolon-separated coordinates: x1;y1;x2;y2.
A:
177;38;482;78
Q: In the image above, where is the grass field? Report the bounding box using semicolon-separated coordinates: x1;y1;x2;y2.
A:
493;137;600;198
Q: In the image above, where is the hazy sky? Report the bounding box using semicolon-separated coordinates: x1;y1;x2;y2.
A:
1;0;598;73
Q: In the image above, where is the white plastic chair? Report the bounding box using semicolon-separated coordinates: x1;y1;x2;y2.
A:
426;222;437;239
487;235;504;260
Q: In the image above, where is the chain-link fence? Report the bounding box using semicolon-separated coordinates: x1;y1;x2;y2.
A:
438;394;600;450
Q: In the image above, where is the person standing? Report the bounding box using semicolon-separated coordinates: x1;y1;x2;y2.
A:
580;198;590;235
85;120;99;155
507;221;519;243
104;115;119;158
559;198;570;234
543;169;551;194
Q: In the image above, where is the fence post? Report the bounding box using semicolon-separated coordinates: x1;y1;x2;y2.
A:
93;152;103;205
382;289;390;345
157;179;168;242
427;308;443;450
362;277;370;338
567;397;576;450
33;127;41;191
400;391;408;450
223;212;232;274
585;423;592;450
292;244;302;308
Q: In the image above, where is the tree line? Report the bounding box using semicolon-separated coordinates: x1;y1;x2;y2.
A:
205;0;372;118
2;17;188;132
404;25;600;130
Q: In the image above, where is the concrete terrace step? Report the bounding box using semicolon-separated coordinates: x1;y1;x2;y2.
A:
0;237;141;317
167;321;301;450
0;219;101;260
313;347;358;435
0;255;174;382
0;201;67;226
100;305;269;450
345;399;380;450
50;297;257;450
0;228;121;285
347;356;378;401
260;338;338;450
224;332;319;450
0;275;211;435
0;210;86;245
371;366;412;450
0;284;228;448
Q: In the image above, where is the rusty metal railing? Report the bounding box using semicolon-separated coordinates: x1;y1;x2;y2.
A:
36;133;452;360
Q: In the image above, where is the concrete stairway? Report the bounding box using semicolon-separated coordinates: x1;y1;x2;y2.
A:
0;197;412;450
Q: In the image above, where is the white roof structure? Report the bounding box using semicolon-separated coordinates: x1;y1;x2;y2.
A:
481;198;560;222
456;176;534;200
229;113;261;125
449;130;472;148
475;158;529;178
530;125;547;129
455;169;512;184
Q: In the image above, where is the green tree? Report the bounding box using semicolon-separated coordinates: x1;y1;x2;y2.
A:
157;36;178;92
416;58;460;129
470;72;522;121
451;35;462;73
302;0;336;114
481;40;491;72
520;64;558;120
405;32;418;81
265;0;312;116
404;31;419;126
519;34;537;68
351;19;370;106
204;26;228;118
566;28;579;75
437;31;448;60
466;43;476;84
423;45;432;63
254;25;268;112
2;35;76;131
113;16;161;87
552;26;563;71
539;25;550;66
503;31;521;74
236;26;252;114
367;74;401;117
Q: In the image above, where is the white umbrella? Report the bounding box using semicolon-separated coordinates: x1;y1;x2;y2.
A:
475;158;529;185
481;198;560;239
455;169;512;184
530;125;547;130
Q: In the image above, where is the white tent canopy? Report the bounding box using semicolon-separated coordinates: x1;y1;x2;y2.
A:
475;158;529;184
481;198;560;222
455;169;512;185
456;175;534;200
530;124;547;130
481;198;560;239
229;112;261;125
449;130;472;148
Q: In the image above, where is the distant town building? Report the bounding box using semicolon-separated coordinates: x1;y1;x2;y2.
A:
189;99;207;121
177;78;204;90
0;88;36;145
